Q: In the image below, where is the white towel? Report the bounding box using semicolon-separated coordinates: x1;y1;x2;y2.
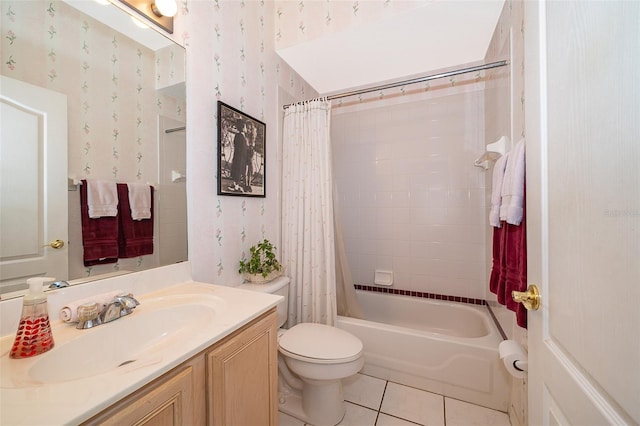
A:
59;290;124;323
87;179;118;218
127;183;151;220
489;152;509;227
499;139;526;225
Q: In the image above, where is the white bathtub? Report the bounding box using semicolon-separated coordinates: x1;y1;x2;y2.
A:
337;290;510;412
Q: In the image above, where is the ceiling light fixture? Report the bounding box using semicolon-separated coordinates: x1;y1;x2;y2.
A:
117;0;176;34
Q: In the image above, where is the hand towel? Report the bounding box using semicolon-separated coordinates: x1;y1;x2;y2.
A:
59;290;124;323
86;179;118;218
117;183;154;258
127;182;152;220
499;139;526;225
489;152;509;227
490;185;527;328
80;180;119;266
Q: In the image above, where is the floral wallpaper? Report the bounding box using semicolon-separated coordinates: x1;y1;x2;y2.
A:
164;1;316;284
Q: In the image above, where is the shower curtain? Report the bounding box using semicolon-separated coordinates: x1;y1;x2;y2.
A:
282;99;336;326
282;99;363;326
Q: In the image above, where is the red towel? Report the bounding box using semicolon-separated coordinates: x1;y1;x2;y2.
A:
490;188;527;328
117;184;154;258
80;180;119;266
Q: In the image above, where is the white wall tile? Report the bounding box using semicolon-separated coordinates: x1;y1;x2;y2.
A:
333;89;488;298
392;207;412;225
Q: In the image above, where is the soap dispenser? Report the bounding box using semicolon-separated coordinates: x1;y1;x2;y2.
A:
10;277;56;359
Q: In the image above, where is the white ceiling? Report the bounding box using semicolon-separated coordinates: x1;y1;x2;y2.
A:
277;1;505;96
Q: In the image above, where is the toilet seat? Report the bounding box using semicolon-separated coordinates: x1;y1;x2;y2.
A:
279;323;363;364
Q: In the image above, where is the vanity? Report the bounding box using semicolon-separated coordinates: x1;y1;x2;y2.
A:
0;263;281;425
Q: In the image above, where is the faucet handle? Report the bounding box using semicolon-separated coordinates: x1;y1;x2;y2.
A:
123;294;140;307
114;294;140;315
76;303;102;329
116;294;139;307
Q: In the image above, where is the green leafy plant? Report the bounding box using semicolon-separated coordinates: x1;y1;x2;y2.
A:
238;239;282;279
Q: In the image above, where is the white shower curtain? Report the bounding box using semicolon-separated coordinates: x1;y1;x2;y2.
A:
282;99;337;326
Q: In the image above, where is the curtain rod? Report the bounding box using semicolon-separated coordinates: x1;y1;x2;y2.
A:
283;60;509;110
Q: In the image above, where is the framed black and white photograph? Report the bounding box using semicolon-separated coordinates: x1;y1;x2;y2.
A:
217;101;266;197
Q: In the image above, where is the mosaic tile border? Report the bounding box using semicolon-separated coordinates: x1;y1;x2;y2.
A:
354;284;486;306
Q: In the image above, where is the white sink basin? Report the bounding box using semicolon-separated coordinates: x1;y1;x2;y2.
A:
1;293;224;388
30;303;216;383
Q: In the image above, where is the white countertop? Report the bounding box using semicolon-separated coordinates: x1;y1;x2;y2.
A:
0;280;281;425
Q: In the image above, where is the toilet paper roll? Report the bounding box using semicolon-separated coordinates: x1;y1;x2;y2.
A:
498;340;528;379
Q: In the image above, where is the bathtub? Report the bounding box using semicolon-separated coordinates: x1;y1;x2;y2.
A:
336;290;510;412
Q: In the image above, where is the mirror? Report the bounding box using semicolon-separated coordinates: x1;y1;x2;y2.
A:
0;0;187;298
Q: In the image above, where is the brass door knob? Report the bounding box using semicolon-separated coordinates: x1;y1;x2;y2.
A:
44;239;65;249
512;284;540;311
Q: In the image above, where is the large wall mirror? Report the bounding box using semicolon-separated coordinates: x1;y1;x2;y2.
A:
0;0;187;298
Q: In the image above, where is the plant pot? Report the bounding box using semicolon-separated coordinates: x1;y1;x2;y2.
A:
242;270;281;284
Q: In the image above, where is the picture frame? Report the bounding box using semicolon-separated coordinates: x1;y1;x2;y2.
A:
217;101;266;197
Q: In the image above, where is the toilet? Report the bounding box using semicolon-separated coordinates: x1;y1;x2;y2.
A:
238;276;364;426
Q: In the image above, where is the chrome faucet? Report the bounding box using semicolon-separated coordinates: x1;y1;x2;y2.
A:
101;294;140;323
48;280;69;289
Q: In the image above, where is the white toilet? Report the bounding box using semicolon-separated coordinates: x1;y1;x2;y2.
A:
238;276;364;426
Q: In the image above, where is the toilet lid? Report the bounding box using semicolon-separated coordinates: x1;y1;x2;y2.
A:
279;323;363;362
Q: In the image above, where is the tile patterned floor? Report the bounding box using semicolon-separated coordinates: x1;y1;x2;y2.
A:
279;373;511;426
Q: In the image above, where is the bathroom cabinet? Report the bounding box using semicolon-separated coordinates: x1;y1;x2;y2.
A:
82;308;278;426
207;306;278;425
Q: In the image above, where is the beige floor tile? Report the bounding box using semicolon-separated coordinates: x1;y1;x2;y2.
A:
445;398;511;426
343;373;387;410
376;413;421;426
380;382;444;426
279;411;305;426
338;402;379;426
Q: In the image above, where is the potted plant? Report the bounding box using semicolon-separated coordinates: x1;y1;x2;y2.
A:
238;239;283;283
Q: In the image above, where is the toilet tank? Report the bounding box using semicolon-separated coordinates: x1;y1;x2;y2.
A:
237;276;289;328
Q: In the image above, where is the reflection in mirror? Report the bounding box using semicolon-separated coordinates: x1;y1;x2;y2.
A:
0;0;187;298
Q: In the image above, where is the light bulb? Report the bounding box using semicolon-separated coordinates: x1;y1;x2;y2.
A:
152;0;177;17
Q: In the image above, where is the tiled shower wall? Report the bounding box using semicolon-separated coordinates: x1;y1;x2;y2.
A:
332;85;489;301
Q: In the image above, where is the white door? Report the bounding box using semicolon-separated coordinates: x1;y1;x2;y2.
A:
0;76;68;292
525;2;639;425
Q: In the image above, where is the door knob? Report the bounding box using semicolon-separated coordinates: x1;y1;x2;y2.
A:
512;284;540;311
44;239;65;249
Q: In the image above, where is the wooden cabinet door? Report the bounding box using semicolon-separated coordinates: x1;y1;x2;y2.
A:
206;309;278;426
83;356;205;426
